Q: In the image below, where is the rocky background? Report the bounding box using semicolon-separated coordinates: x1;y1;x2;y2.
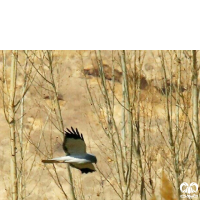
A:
0;50;198;200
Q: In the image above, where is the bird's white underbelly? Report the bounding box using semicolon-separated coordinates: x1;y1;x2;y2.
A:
65;156;90;163
49;155;90;164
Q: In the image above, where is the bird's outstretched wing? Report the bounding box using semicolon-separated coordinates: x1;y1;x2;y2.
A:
70;163;96;174
63;127;86;155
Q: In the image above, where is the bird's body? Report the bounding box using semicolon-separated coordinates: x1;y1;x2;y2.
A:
42;127;97;174
43;154;96;164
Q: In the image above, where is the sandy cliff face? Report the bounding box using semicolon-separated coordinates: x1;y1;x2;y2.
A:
0;50;196;200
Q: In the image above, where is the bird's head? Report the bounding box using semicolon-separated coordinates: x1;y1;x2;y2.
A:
87;154;97;164
91;154;97;164
94;156;97;164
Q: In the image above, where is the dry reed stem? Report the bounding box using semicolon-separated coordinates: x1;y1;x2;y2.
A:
150;194;157;200
160;172;177;200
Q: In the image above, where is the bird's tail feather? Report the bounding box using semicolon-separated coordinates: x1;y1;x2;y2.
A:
42;156;69;164
42;160;65;163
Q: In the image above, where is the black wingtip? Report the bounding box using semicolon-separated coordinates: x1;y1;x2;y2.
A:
71;127;76;133
80;168;96;174
64;127;84;141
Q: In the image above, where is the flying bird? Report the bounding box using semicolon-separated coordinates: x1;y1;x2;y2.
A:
42;127;97;174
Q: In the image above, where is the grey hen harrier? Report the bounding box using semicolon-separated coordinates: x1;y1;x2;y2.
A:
42;127;97;174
